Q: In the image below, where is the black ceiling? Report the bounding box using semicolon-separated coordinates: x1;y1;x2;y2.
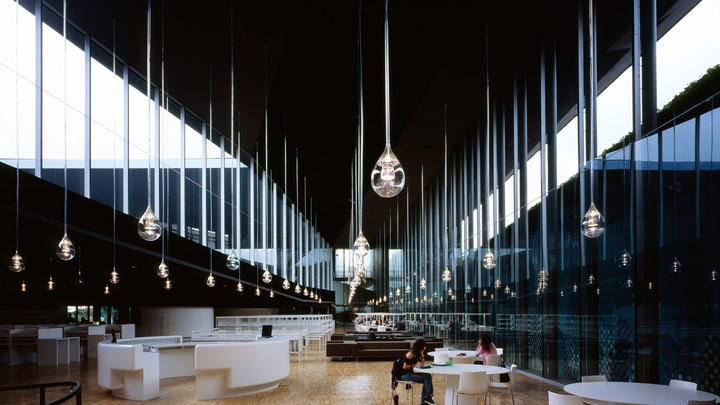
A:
45;0;694;249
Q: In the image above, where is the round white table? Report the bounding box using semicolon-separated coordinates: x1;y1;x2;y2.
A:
414;363;508;405
564;381;720;405
427;350;482;364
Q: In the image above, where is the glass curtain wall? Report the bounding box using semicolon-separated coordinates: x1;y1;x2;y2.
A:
0;0;330;298
385;0;720;392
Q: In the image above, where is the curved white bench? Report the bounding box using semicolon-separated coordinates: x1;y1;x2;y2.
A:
98;336;290;401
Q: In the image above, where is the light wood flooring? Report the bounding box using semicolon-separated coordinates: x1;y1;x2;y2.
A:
0;327;567;404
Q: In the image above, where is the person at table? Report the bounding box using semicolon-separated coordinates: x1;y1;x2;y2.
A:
394;318;406;331
475;333;498;364
398;339;435;405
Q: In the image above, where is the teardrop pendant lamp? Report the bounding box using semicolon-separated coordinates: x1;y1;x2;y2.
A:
157;4;169;280
9;0;25;272
206;69;216;288
138;0;162;242
481;25;495;271
109;21;120;285
354;2;370;279
261;45;271;285
581;0;606;238
56;0;75;261
226;3;240;272
371;0;404;198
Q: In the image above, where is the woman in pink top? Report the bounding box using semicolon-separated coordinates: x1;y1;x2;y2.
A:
475;333;497;364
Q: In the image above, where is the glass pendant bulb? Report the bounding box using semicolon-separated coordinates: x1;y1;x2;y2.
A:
56;233;75;261
270;290;274;298
587;273;596;285
624;277;633;289
670;257;682;274
157;261;169;278
371;145;405;198
303;287;309;296
395;287;401;296
616;249;632;269
442;267;451;282
9;251;25;272
164;278;172;290
709;267;719;282
573;283;578;293
206;274;215;287
309;290;314;299
581;202;606;238
138;205;162;241
226;251;240;270
282;279;290;290
420;278;426;289
236;281;243;292
255;287;261;296
504;285;510;295
295;284;301;294
405;284;411;294
47;277;54;291
482;249;496;270
104;284;110;295
494;279;501;289
353;231;369;258
482;288;487;297
448;288;453;296
110;268;120;284
262;269;272;283
21;281;26;292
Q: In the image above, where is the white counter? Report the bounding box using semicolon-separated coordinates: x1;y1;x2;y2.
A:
98;336;290;401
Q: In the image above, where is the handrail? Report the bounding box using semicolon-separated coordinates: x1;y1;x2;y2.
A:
0;380;81;405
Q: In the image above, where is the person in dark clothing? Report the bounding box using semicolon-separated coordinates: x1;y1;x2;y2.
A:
397;339;435;404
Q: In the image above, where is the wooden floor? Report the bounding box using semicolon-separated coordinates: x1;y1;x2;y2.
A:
0;327;567;405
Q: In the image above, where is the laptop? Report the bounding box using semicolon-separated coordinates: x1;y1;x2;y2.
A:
261;324;273;338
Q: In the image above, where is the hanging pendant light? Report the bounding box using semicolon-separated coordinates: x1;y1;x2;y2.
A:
262;268;272;283
303;287;309;296
109;23;120;286
710;267;719;283
670;257;681;274
616;249;632;269
282;279;290;290
206;273;215;287
236;281;243;292
110;268;120;284
164;278;172;290
371;0;404;198
295;283;301;294
21;281;26;292
104;284;110;295
442;267;451;283
482;249;496;270
9;0;24;273
56;0;75;261
226;4;240;271
138;0;161;242
420;278;426;289
47;257;55;291
157;261;169;278
581;0;605;239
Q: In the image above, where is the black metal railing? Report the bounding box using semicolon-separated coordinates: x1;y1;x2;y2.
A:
0;380;81;404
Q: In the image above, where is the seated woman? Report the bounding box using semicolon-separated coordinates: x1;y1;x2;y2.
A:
397;339;435;405
475;332;498;364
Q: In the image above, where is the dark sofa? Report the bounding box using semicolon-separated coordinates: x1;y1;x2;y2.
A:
326;338;443;360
